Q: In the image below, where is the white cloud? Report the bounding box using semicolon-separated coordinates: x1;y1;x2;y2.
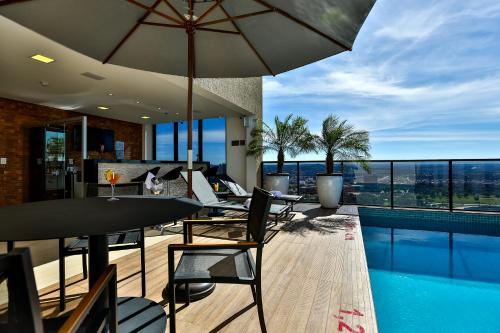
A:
371;130;500;142
374;6;449;41
202;130;225;143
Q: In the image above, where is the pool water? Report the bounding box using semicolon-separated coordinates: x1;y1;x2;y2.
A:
363;227;500;333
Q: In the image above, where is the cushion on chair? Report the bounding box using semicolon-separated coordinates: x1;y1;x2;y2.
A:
174;249;255;282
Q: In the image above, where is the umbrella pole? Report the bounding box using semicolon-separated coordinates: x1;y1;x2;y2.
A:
187;26;194;241
187;27;194;202
164;24;216;303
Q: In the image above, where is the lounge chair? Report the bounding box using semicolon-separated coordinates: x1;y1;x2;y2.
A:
181;171;291;224
218;175;303;210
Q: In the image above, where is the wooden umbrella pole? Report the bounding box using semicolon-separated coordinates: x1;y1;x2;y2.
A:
187;25;194;201
186;8;195;242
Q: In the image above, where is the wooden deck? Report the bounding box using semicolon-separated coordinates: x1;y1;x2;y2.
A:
36;207;377;332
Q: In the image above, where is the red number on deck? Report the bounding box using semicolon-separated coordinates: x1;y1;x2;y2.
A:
338;322;365;333
345;233;355;240
340;309;364;317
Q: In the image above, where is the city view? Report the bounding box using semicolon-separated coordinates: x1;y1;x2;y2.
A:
263;160;500;211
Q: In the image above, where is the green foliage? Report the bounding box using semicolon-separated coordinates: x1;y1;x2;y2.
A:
314;114;371;174
247;114;315;173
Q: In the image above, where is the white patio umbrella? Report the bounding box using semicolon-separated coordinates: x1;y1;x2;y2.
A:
1;0;376;199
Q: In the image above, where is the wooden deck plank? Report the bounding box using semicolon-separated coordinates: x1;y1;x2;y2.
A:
21;209;377;332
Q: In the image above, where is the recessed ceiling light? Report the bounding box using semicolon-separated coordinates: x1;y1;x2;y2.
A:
108;93;113;96
136;100;141;104
30;54;55;64
175;112;180;115
157;107;161;110
141;116;150;119
97;106;109;110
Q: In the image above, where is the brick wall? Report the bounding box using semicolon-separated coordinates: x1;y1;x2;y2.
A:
0;97;142;206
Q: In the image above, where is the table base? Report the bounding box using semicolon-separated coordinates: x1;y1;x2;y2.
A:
163;282;216;303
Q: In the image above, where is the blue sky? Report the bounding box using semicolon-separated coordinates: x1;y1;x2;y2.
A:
263;0;500;161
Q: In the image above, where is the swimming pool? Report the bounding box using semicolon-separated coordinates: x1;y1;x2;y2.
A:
362;226;500;332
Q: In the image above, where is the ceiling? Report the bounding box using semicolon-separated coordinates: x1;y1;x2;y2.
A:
0;16;251;124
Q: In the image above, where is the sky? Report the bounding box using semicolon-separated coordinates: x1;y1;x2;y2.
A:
263;0;500;161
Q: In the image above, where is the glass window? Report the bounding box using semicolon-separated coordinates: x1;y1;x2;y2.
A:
155;123;174;160
202;118;226;171
178;121;198;161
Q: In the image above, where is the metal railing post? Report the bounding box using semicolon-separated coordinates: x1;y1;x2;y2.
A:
340;161;344;205
390;161;394;209
296;161;300;195
449;160;453;211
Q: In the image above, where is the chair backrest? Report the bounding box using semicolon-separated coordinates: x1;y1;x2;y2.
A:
0;248;44;333
203;166;219;178
160;166;184;181
131;167;161;182
219;179;249;196
247;188;273;243
180;171;220;205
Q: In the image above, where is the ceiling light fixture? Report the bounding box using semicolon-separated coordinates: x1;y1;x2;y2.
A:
141;116;150;119
97;106;109;110
108;93;113;96
30;54;55;64
136;100;141;104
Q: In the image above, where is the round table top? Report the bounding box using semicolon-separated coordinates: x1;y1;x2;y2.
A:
0;196;202;241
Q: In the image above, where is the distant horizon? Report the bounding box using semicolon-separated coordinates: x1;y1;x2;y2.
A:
263;0;500;161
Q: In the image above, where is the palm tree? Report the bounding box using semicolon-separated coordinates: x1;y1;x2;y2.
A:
315;114;371;174
248;114;315;173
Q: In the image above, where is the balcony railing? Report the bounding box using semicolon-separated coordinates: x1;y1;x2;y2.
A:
261;159;500;213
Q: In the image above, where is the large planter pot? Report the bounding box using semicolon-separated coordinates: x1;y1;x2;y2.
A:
316;173;343;209
264;173;290;194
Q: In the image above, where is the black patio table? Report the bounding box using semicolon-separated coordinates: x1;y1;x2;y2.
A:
0;195;202;328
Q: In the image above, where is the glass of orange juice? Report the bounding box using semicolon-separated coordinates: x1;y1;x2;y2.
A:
105;170;121;201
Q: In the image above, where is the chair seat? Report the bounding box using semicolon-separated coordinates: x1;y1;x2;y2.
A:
43;297;166;333
66;230;141;251
174;249;256;283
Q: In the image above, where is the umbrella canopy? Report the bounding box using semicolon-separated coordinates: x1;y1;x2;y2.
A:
1;0;376;199
0;0;375;78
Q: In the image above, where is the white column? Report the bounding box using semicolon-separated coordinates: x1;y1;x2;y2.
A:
225;116;247;187
142;124;153;160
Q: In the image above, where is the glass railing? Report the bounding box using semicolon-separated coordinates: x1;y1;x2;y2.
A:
261;159;500;212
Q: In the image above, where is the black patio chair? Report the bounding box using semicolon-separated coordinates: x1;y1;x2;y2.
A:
0;248;118;333
58;228;145;311
168;187;273;333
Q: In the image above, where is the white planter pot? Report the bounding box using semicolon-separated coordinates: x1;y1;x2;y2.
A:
316;174;343;209
263;173;290;194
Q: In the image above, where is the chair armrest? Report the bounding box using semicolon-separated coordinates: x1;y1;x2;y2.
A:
183;218;247;225
58;265;117;333
168;241;258;252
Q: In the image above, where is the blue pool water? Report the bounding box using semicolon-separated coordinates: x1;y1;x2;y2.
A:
363;226;500;333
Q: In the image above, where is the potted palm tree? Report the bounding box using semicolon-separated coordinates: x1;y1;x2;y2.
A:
248;114;314;194
315;115;371;208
